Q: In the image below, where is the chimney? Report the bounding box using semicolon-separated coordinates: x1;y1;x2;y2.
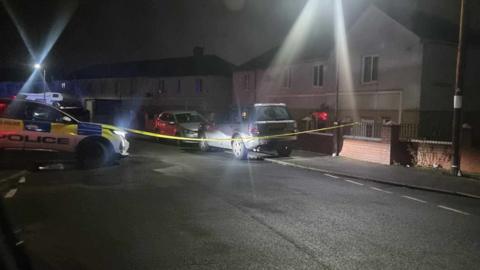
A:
193;46;204;57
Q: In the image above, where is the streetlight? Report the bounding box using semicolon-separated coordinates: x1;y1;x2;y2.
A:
34;63;47;102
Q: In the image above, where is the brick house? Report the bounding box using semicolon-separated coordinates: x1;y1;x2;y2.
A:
67;47;234;126
233;4;480;142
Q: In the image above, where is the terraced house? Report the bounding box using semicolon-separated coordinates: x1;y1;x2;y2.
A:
233;3;480;143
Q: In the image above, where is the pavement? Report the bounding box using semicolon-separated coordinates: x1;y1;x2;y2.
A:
2;139;480;269
264;150;480;199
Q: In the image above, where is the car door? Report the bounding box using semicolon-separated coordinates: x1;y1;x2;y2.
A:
0;100;26;150
22;102;78;152
157;113;177;136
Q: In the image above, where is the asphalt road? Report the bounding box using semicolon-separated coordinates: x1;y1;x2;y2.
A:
2;138;480;270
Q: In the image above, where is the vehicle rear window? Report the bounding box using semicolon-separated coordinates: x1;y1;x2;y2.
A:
254;106;292;121
175;113;204;123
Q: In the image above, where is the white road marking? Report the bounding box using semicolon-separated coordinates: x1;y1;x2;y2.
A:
18;176;26;184
345;179;364;186
370;187;393;194
4;189;17;199
401;195;427;203
324;173;339;179
438;205;470;216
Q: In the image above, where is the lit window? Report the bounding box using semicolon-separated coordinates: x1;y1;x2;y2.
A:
362;55;379;83
313;64;324;87
282;67;292;88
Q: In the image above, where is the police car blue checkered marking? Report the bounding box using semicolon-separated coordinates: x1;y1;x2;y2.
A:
78;122;102;136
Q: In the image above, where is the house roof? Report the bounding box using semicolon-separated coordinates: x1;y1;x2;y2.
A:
237;2;480;71
68;54;235;80
237;30;334;71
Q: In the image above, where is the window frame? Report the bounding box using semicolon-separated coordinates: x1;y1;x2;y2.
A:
361;55;379;84
312;63;324;88
158;79;166;94
176;79;181;93
243;73;250;90
195;78;203;93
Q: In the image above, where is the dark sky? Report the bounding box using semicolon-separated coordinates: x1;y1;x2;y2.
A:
0;0;373;73
0;0;470;74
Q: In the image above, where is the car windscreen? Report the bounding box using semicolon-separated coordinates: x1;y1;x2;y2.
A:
175;113;204;123
254;106;292;121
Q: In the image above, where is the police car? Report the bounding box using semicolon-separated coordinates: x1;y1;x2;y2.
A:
0;98;129;168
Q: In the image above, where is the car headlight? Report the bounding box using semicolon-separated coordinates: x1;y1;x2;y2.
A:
113;130;127;137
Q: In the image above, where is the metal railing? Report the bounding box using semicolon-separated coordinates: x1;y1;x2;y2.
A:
400;123;451;142
343;122;382;138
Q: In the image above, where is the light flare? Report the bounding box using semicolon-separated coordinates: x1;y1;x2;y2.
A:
334;0;358;120
2;0;78;93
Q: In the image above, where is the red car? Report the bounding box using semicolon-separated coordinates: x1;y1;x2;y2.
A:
153;110;206;144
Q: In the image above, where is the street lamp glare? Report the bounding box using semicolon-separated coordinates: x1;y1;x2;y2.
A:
34;63;42;69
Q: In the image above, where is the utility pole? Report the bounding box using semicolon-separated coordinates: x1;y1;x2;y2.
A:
43;68;47;103
333;61;340;156
451;0;467;176
332;0;341;157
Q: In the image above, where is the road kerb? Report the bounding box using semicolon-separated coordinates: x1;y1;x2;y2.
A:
264;158;480;200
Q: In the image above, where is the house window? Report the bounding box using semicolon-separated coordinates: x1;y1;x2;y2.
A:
361;118;375;137
313;64;324;87
195;78;203;93
362;55;379;83
243;74;250;90
282;67;292;88
158;79;165;94
176;80;181;93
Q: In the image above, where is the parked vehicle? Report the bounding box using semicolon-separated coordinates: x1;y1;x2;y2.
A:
17;92;90;122
0;98;129;168
198;103;297;159
153;110;206;144
17;92;63;105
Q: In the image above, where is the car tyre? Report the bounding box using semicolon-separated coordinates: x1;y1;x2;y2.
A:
277;145;293;157
77;140;110;169
232;135;248;160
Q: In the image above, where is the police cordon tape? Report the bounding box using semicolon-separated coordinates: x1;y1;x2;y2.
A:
114;122;360;142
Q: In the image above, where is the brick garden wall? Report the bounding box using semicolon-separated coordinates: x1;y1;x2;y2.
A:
340;137;391;165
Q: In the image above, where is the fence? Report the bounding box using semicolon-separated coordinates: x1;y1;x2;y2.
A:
339;122;452;142
399;123;451;142
343;122;382;138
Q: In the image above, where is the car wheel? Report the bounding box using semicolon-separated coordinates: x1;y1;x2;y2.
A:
77;140;110;169
277;145;293;157
232;135;248;160
199;133;210;152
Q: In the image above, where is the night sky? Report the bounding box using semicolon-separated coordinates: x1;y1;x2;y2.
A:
0;0;472;76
